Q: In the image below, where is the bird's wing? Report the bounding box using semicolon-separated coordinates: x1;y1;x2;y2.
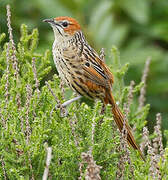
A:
63;43;114;89
81;45;114;89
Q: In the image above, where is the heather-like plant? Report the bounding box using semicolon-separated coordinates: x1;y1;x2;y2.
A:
0;5;167;180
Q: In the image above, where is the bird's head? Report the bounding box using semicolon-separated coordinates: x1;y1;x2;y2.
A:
43;16;81;41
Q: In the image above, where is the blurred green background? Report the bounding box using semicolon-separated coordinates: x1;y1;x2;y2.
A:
1;0;168;132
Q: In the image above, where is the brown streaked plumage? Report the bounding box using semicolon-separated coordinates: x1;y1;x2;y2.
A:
44;16;145;160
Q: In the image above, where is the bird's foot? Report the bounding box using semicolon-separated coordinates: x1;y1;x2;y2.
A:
56;95;82;117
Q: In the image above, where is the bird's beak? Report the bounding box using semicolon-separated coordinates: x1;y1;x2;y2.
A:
43;18;62;28
43;18;54;24
43;18;63;36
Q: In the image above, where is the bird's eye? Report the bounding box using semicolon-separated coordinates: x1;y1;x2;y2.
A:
62;21;68;27
85;62;90;67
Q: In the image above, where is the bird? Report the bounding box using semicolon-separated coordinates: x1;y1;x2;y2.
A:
43;16;144;160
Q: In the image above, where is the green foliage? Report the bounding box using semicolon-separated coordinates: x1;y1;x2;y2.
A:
0;0;168;132
0;23;168;179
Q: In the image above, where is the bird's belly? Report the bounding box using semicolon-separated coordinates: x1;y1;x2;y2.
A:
52;50;71;87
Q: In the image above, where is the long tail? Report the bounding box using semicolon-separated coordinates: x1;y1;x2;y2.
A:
106;92;145;161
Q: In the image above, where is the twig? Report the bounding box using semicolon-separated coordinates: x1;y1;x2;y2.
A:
138;57;151;110
88;103;98;154
90;113;97;153
100;48;105;62
32;57;40;97
0;108;6;128
116;81;135;179
116;104;128;180
140;127;150;154
78;161;84;180
149;113;163;180
69;114;80;148
32;57;40;118
125;81;135;117
5;42;10;108
79;103;101;179
116;151;125;180
19;111;25;133
1;157;7;180
141;125;161;179
6;4;21;110
148;133;161;179
157;114;164;157
6;4;19;79
79;152;102;180
28;152;35;180
23;84;35;180
43;146;52;180
153;113;162;155
59;81;65;100
45;81;61;105
45;81;67;116
16;93;22;110
25;84;32;144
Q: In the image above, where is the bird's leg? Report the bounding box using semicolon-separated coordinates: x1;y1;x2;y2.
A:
56;95;82;117
58;81;82;116
62;95;82;108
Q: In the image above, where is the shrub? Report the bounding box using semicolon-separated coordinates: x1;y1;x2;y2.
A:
0;5;167;180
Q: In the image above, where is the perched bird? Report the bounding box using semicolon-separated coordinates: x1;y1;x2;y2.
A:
43;16;144;160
